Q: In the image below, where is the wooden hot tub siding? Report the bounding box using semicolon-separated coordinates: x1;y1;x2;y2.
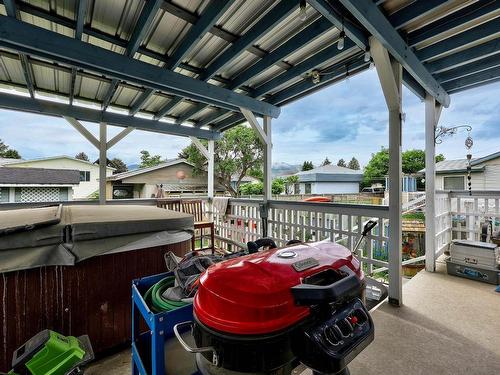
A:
0;240;191;372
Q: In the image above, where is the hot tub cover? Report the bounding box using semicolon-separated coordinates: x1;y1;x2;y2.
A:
0;205;194;273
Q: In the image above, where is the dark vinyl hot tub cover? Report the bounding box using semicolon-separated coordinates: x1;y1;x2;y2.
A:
0;205;194;273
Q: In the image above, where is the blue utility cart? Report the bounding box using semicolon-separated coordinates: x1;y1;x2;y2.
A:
132;271;198;375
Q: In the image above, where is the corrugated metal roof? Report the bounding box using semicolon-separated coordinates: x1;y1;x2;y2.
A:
0;0;496;136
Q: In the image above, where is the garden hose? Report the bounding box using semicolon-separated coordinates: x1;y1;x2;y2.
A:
143;276;188;313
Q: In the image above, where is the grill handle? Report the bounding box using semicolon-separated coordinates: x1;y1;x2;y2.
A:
291;266;361;306
173;321;219;366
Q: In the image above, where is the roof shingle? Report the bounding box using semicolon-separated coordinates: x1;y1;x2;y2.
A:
0;167;80;185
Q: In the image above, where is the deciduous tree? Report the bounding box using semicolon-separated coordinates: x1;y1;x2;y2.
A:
180;125;263;196
139;150;163;168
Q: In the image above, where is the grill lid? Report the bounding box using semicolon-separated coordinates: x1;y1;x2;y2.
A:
194;241;362;335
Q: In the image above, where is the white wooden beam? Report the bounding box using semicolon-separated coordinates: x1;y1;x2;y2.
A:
240;107;269;145
263;116;272;202
107;126;134;150
99;122;107;205
64;116;100;149
189;136;210;159
207;140;215;200
373;40;403;306
425;94;442;272
370;37;400;111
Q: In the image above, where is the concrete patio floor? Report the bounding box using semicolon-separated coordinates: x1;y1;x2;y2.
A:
87;260;500;374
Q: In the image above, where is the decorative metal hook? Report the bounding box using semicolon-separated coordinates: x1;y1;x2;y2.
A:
435;125;472;145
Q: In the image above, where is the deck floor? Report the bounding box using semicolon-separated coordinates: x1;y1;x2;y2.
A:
87;261;500;374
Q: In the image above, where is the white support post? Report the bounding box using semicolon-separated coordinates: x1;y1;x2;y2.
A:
189;137;214;200
263;116;272;202
99;122;107;205
240;108;270;145
425;95;442;272
371;37;403;306
239;107;272;201
207;140;215;200
189;136;210;159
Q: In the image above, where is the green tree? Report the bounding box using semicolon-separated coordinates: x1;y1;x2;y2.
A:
239;181;263;196
0;139;21;159
3;149;21;159
348;157;360;170
301;161;314;171
109;158;128;174
363;148;446;187
436;154;445;163
180;125;263;196
363;148;389;187
337;158;346;167
75;152;89;161
139;150;163;168
239;178;285;196
321;157;332;166
284;175;299;194
272;177;285;195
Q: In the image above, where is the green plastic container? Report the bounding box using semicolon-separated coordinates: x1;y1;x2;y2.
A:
9;330;93;375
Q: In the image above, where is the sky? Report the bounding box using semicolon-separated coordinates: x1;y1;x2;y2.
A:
0;68;498;169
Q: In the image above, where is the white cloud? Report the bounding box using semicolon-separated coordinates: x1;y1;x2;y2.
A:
0;70;498;168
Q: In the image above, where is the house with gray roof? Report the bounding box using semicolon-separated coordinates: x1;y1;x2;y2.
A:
419;151;500;191
0;167;80;203
294;165;363;194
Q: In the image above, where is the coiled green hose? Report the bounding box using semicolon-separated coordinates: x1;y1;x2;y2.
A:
143;276;188;313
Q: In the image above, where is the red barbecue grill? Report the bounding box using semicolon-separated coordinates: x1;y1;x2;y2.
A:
175;221;378;375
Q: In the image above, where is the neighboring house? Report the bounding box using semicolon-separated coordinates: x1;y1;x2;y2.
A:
294;165;363;194
107;158;225;199
3;156;114;199
384;175;418;192
419;151;500;191
0;167;79;203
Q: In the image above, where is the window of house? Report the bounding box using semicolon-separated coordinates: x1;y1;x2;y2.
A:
443;176;465;190
80;171;91;182
294;183;300;194
305;183;312;194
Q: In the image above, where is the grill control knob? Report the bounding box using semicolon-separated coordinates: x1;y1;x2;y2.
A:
324;326;342;346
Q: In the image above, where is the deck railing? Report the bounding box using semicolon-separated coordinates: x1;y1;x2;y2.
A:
207;198;391;278
432;190;500;260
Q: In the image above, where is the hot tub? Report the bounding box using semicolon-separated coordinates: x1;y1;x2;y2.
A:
0;204;193;371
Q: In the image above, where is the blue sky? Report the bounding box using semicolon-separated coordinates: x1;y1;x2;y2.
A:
0;68;498;168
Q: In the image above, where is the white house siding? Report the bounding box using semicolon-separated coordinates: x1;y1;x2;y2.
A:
299;182;359;194
5;158;113;199
484;165;500;190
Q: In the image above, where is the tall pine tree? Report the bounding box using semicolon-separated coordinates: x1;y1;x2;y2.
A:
348;157;360;170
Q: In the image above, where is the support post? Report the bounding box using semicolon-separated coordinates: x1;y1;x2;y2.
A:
207;140;215;200
99;122;107;205
371;37;403;306
263;116;272;202
425;95;442;271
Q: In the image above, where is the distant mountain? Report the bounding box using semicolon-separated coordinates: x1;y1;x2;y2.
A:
127;163;140;170
272;162;301;177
